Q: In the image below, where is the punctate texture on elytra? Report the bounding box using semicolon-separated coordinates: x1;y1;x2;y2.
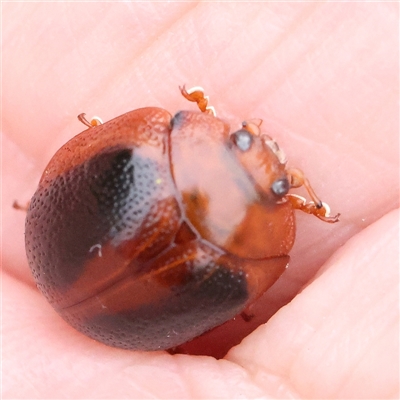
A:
26;88;338;351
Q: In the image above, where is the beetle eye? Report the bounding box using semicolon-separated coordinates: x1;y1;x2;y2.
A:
271;177;290;197
231;129;253;152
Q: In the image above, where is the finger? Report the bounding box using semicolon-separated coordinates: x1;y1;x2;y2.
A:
228;209;399;399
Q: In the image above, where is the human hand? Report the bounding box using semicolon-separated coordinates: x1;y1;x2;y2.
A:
3;3;398;398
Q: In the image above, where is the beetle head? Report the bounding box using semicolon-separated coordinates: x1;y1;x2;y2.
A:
228;119;290;201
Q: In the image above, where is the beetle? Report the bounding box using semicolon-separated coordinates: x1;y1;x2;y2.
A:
25;86;339;351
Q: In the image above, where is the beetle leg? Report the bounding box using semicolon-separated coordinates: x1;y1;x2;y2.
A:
286;194;340;223
287;168;322;205
179;85;217;117
12;200;30;212
240;311;254;322
77;113;103;128
286;168;340;223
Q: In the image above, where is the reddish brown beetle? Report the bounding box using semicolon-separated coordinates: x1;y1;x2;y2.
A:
25;86;339;351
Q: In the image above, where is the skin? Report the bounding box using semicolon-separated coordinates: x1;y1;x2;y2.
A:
2;3;398;399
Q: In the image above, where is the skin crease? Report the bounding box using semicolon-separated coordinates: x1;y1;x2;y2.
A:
2;2;399;399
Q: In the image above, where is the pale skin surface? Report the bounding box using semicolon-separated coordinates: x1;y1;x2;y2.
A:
2;3;399;399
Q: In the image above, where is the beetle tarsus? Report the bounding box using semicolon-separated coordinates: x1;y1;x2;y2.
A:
286;194;340;223
286;168;339;222
180;85;216;117
78;113;103;128
12;200;29;212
